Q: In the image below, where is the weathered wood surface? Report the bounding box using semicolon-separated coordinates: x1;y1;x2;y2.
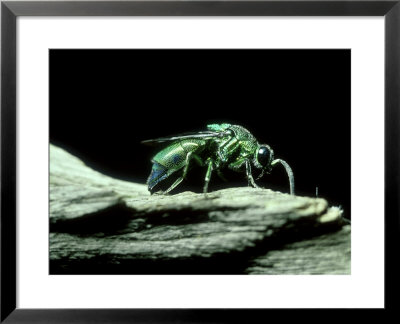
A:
50;144;350;274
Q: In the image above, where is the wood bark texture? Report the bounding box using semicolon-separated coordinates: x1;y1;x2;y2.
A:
50;144;350;274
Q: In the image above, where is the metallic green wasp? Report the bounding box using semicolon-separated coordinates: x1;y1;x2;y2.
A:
142;123;295;195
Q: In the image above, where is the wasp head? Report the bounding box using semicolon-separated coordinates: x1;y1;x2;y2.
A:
254;144;295;195
254;144;274;179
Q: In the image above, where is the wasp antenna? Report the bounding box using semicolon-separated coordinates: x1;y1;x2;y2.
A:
271;158;295;195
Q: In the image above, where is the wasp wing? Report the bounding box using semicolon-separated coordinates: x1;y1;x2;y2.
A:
141;131;225;146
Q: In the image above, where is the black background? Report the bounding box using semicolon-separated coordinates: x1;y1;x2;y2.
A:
50;49;351;219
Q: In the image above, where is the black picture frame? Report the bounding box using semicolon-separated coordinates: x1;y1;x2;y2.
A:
1;0;398;322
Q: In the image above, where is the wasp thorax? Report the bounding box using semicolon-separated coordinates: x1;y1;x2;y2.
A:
257;145;273;167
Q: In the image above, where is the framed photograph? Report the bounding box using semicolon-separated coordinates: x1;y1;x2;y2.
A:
1;0;398;322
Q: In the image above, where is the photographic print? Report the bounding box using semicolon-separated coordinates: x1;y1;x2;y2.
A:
49;49;350;274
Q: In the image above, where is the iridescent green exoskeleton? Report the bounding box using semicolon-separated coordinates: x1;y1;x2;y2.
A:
142;123;295;195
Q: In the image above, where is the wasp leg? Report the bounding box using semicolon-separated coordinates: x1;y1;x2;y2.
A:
164;152;196;194
216;169;228;182
203;160;214;193
191;153;204;167
228;157;259;188
245;160;261;188
218;138;239;163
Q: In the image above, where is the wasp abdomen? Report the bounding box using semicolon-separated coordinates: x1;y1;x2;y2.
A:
147;162;170;191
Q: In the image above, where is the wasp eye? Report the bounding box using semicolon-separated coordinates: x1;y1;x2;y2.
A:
257;146;271;167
